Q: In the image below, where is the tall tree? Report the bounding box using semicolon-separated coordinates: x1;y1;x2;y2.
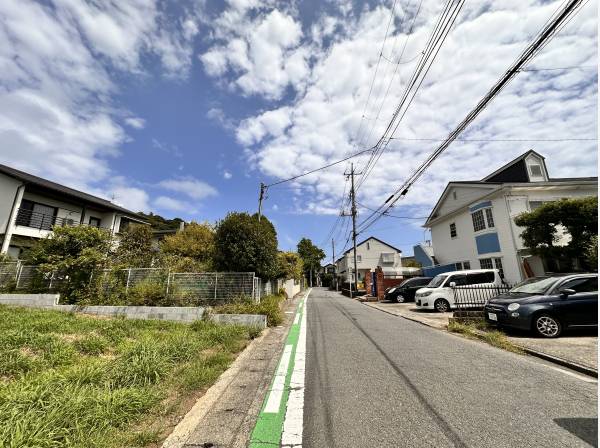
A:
276;251;304;281
113;224;154;267
213;212;279;279
297;238;325;284
515;197;598;271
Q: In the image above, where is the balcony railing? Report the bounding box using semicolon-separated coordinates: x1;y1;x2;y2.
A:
15;208;80;230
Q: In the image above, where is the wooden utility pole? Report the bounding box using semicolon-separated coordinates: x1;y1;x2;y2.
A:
342;163;360;298
257;182;266;221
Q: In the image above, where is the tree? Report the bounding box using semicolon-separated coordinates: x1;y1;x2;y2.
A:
276;251;304;281
137;211;184;230
404;259;422;268
585;235;598;271
160;222;215;269
213;212;279;279
25;226;112;303
515;197;598;271
297;238;325;284
113;224;155;267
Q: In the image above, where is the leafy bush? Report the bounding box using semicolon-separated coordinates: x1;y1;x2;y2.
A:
212;294;285;326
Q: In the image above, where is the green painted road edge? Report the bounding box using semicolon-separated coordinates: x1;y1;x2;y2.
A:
249;291;308;448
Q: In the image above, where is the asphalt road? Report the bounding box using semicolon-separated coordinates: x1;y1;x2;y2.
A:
304;288;598;448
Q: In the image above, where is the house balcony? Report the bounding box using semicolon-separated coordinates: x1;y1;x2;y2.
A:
15;208;83;231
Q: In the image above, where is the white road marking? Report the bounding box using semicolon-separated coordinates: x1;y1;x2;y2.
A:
282;290;310;447
264;344;293;413
293;313;300;325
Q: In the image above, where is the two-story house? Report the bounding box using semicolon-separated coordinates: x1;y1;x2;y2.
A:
0;163;147;258
335;236;403;285
423;150;597;284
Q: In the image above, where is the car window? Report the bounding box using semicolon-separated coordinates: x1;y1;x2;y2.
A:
510;277;556;294
428;275;447;288
446;274;467;286
418;278;432;285
467;272;494;285
560;277;598;294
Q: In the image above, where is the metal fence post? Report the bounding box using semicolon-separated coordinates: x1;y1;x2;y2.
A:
214;273;218;300
125;268;131;292
166;269;171;295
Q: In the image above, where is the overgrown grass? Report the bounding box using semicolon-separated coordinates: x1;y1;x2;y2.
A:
448;319;523;354
0;305;258;448
212;294;286;327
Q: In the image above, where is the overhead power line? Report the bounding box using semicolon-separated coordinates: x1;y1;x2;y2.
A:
356;0;588;235
390;137;598;142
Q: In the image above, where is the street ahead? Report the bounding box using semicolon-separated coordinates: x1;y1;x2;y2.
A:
303;288;597;448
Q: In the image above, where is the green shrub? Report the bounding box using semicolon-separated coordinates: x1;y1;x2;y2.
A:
126;281;168;306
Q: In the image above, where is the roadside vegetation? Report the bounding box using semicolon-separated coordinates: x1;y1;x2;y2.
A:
0;304;260;448
212;294;286;327
448;319;524;354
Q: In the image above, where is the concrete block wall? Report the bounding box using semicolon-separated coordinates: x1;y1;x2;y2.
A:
0;293;267;328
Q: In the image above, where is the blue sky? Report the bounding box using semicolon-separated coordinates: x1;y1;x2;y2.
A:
0;0;597;259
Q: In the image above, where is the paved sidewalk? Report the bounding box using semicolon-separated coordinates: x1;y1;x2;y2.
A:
363;300;598;373
162;295;303;448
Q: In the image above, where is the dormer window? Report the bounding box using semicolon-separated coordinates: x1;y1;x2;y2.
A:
529;164;543;177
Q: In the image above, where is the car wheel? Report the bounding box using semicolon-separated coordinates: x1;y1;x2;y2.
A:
534;314;562;338
396;294;406;303
434;299;450;313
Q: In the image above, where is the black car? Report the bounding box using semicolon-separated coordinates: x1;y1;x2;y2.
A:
384;277;433;303
484;274;597;337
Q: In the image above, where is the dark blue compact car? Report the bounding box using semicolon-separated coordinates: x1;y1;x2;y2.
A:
484;274;597;338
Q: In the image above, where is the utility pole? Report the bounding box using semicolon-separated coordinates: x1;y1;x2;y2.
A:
332;238;337;291
257;182;266;221
342;163;361;298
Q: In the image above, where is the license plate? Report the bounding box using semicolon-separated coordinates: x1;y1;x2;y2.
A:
488;312;497;321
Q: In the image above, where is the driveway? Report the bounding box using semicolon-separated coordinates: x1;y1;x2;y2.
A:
364;299;598;373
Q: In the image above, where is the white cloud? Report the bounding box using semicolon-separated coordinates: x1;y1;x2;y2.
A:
158;177;218;200
203;0;597;219
125;117;146;129
223;170;233;179
199;5;309;99
154;195;188;212
207;107;236;131
0;0;202;211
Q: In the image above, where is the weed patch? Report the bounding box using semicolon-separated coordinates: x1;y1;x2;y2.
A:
448;319;523;354
0;304;253;447
212;294;285;326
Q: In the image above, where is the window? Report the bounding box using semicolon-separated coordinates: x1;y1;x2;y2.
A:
485;208;494;228
463;261;471;270
452;191;457;200
367;242;370;250
471;210;486;232
559;277;598;294
455;261;470;270
89;217;101;227
356;255;362;262
449;223;457;238
471;207;494;232
529;164;543;177
446;274;467;286
381;253;395;264
467;272;495;285
479;258;493;269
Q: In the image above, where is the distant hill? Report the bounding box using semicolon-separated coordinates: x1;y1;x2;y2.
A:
137;212;184;231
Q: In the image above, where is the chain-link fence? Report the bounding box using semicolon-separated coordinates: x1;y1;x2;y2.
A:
1;262;287;305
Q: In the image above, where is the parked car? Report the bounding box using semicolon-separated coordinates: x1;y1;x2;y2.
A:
384;277;432;303
484;274;598;338
415;269;503;312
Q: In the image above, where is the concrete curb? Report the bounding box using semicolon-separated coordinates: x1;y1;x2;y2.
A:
162;328;271;448
362;301;598;378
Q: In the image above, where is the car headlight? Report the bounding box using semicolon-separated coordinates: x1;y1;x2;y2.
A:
419;291;432;297
387;287;396;294
507;303;520;312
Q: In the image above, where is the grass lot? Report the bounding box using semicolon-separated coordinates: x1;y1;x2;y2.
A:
448;319;524;354
212;294;286;326
0;305;261;448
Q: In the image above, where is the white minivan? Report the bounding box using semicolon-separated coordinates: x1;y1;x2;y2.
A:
415;269;504;312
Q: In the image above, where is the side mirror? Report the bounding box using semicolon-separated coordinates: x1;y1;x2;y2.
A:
449;281;456;287
559;288;576;297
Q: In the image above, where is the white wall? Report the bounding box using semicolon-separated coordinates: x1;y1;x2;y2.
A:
337;238;402;281
0;174;22;233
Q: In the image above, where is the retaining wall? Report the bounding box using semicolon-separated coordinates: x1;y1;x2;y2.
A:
0;294;266;328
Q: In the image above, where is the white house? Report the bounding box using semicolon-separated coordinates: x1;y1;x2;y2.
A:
423;150;597;284
335;236;403;284
0;163;147;258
